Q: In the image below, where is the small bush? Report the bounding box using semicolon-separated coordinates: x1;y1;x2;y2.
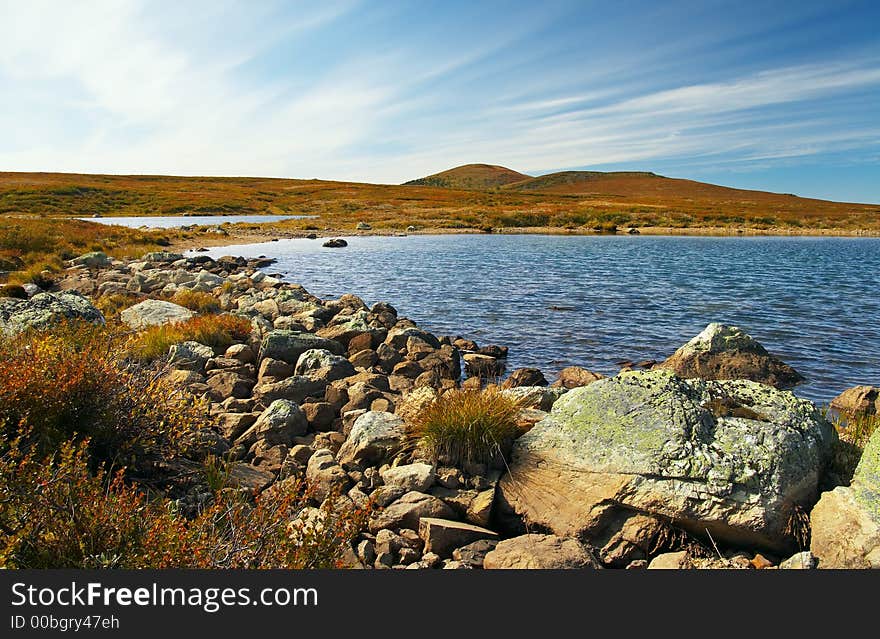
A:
0;436;369;569
172;289;221;314
94;292;142;320
0;322;208;466
408;389;523;467
128;314;252;362
0;284;28;299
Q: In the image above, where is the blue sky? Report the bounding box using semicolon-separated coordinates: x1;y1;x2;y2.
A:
1;0;879;202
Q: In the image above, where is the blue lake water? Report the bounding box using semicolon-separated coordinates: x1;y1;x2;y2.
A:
199;234;880;404
79;215;311;228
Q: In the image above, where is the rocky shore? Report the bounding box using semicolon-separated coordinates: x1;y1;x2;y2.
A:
1;250;878;570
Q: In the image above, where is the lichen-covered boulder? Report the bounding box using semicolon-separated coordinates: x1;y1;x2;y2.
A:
336;411;406;467
294;348;355;382
0;292;105;336
656;323;804;389
497;370;835;554
71;251;112;268
168;341;215;372
120;299;193;329
236;399;308;448
258;330;345;365
811;427;880;568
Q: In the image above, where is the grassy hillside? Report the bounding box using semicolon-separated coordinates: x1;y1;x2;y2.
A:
402;164;530;189
1;170;878;269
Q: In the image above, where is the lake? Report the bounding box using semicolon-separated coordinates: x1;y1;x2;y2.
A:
79;214;312;228
198;234;880;404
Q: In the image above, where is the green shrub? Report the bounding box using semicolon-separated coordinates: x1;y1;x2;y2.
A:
408;389;523;467
172;289;221;313
128;314;252;362
830;411;879;484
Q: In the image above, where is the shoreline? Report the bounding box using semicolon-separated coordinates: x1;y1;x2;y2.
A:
167;222;880;253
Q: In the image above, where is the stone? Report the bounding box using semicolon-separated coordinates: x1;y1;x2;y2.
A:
305;449;352;501
500;386;566;411
779;551;816;569
647;551;689;570
206;372;255;401
452;539;499;568
381;463;435;492
322;238;348;248
830;385;880;416
225;343;256;364
369;491;457;533
142;251;184;263
302;401;336;432
418;518;498;558
258;357;294;382
466;488;495;528
226;463;275;493
337;411;407;467
166;369;206;387
656;322;804;389
349;349;378;369
217;412;258;440
551;366;604;389
356;221;372;230
0;292;105;336
258;330;345;365
483;534;600;569
463;353;503;378
253;375;326;405
120;299;194;330
498;370;836;554
750;553;774;570
294;348;355;382
395;386;438;425
168;341;214;372
71;251;112;268
501;368;548;388
237;399;308;447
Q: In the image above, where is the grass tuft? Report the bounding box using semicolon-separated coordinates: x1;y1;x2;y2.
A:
408;389;524;467
127;314;252;362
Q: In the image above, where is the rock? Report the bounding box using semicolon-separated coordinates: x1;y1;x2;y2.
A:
466;488;495;528
831;385;880;416
381;463;435;492
369;491;457;533
253;375;326;405
349;349;378;369
811;426;880;568
168;341;214;372
305;449;352;501
0;292;105;336
498;370;836;554
71;251;112;268
418;518;499;557
452;539;498;568
166;369;206;387
463;353;504;378
750;553;774;570
142;251;184;263
395;386;438;425
502;368;548;388
337;411;406;467
206;372;255;401
259;330;346;365
225;343;256;364
302;402;336;432
647;551;689;570
385;326;440;351
779;551;816;569
322;238;348;248
258;357;294;382
500;386;566;412
483;534;600;569
356;221;372;230
237;399;308;447
226;463;275;493
551;366;605;389
120;299;194;329
295;348;355;382
217;412;258;440
656;322;804;389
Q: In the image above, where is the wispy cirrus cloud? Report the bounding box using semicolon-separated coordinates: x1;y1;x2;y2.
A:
0;0;878;200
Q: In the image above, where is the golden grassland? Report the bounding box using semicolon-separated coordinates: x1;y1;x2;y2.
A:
1;169;879;279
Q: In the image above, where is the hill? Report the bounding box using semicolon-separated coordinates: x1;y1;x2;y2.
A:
403;164;530;189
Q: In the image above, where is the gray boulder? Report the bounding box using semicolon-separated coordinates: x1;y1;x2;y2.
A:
337;411;407;467
305;449;352;501
498;370;835;554
120;299;194;329
236;399;308;448
259;330;345;365
168;341;215;372
0;292;105;336
71;251;112;268
294;348;355;382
